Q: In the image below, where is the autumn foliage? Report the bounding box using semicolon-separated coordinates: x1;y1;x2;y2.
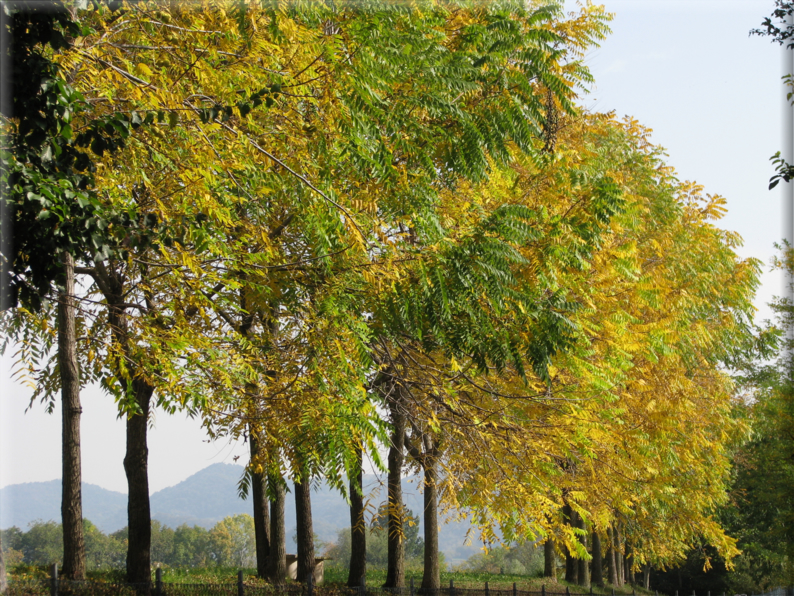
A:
0;0;771;588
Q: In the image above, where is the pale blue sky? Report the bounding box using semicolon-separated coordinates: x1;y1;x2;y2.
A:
0;0;786;495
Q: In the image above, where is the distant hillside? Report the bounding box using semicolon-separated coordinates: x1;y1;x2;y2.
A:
0;480;128;532
0;463;484;565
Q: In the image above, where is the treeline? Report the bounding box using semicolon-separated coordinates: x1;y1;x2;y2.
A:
1;0;791;595
324;509;428;573
1;516;257;570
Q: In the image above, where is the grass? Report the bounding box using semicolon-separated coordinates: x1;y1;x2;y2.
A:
320;568;652;595
9;563;655;594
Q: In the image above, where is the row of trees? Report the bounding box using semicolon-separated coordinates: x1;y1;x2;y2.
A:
2;516;259;570
0;0;777;593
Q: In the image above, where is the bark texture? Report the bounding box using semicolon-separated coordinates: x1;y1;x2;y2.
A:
347;447;367;588
624;547;634;585
607;527;618;586
420;436;440;592
564;505;578;584
577;517;589;587
384;389;406;589
249;430;270;578
97;261;154;586
544;538;556;579
124;379;154;585
591;532;603;587
59;252;86;580
615;526;624;586
267;475;287;585
294;471;315;584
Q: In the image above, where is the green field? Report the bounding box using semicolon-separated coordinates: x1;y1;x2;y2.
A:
9;563;653;594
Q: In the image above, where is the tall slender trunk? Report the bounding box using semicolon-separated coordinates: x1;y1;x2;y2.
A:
249;428;270;578
100;264;154;587
59;252;85;580
563;505;578;584
384;388;406;589
577;516;589;587
347;446;366;587
420;435;439;592
615;525;624;586
544;538;556;580
124;378;154;585
624;544;634;585
267;473;286;585
591;532;603;587
607;527;618;586
294;468;315;584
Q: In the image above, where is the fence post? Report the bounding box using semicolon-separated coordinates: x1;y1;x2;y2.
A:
49;563;58;596
451;579;455;596
360;574;366;596
542;585;545;596
486;582;490;596
307;571;314;596
591;587;594;596
514;582;518;596
612;589;615;596
410;577;415;596
155;568;163;596
237;569;244;596
566;587;570;596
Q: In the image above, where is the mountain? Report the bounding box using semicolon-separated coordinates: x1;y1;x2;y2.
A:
0;480;128;533
0;463;484;565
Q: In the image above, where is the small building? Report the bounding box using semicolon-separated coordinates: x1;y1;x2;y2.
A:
285;555;327;585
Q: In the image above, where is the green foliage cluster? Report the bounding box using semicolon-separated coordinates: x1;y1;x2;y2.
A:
324;507;427;572
455;542;544;578
1;519;124;570
1;515;257;571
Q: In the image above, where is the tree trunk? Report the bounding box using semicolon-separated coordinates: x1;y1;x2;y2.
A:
124;378;154;585
625;545;634;585
347;447;366;588
615;525;624;586
544;538;556;580
577;516;589;587
249;429;270;578
607;527;618;586
100;266;153;587
591;532;603;587
59;252;85;580
564;505;578;584
420;436;440;592
294;470;315;584
384;390;406;589
267;474;287;585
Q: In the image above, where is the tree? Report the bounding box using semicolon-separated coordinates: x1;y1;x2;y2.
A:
326;507;425;572
347;446;367;587
752;2;794;189
0;2;117;580
172;525;211;568
209;515;256;568
0;532;6;595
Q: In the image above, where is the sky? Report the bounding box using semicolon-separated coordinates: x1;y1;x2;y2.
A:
0;0;786;496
